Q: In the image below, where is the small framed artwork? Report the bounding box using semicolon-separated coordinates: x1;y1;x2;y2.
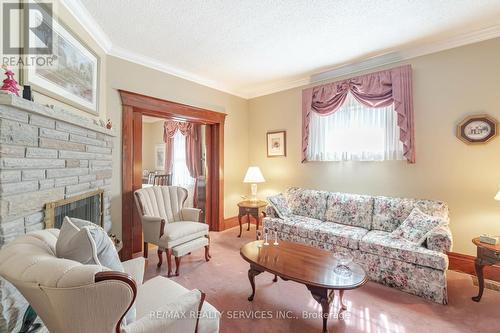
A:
457;114;498;145
22;6;100;115
155;144;166;170
267;131;286;157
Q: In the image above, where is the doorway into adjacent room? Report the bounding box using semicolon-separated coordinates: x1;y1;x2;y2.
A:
141;115;207;219
120;90;226;260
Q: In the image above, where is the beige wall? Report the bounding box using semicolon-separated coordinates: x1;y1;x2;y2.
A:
107;56;249;238
142;121;165;171
3;5;499;255
248;38;500;255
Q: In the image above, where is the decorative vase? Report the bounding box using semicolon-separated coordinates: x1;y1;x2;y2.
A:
1;65;20;96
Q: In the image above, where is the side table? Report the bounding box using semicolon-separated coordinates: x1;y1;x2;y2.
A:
472;237;500;302
237;200;267;238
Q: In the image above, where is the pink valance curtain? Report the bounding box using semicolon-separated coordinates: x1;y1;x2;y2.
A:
163;120;203;206
302;64;415;163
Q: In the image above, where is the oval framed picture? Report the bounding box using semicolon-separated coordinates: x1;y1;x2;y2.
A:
457;114;498;145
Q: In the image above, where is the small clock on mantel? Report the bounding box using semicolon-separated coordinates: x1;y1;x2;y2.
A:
457;114;498;145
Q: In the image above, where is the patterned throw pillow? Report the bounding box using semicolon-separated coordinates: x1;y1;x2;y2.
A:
392;208;445;245
267;194;292;219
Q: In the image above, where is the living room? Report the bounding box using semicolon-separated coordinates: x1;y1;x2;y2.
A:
0;1;499;332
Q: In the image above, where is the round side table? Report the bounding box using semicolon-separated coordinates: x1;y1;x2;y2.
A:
472;237;500;302
237;200;267;238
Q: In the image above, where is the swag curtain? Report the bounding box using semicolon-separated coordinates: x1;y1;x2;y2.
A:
163;120;203;206
302;64;415;163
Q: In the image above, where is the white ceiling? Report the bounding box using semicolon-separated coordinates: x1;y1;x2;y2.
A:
67;0;500;98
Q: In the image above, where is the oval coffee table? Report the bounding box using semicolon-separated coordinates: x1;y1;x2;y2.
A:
240;240;367;333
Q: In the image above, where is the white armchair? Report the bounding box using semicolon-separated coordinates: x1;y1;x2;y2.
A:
134;186;211;276
0;230;220;333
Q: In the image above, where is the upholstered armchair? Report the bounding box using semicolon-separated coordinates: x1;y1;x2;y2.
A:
0;230;220;333
134;186;210;276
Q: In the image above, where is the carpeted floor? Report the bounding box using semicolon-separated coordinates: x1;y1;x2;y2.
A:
143;226;500;333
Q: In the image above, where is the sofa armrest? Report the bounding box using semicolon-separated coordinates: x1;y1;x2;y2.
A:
122;257;145;286
426;226;453;253
121;289;203;333
265;205;279;218
141;216;165;244
181;208;202;222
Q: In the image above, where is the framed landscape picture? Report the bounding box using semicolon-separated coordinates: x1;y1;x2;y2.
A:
267;131;286;157
23;8;100;115
457;114;498;145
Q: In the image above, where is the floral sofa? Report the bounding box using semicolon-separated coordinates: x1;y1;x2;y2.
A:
263;187;453;304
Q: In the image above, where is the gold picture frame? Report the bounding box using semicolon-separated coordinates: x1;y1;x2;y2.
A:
456;114;498;145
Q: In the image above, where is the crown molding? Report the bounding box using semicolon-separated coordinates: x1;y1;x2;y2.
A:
59;0;112;53
56;2;500;100
109;46;248;99
248;25;500;98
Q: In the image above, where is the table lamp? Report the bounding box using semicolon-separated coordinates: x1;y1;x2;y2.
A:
243;166;265;201
479;190;500;245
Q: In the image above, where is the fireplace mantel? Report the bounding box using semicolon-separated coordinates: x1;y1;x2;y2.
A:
0;91;115;136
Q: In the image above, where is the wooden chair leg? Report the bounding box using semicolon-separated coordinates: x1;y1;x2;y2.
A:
205;235;212;258
143;242;148;258
166;248;173;277
175;256;181;276
157;248;163;268
204;245;210;262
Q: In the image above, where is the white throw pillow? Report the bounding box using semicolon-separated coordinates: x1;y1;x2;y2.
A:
391;208;444;245
56;217;136;324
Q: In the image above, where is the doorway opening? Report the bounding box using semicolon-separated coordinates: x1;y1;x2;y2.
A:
141;115;207;221
120;90;225;260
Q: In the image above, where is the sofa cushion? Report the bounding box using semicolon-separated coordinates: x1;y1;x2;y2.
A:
314;222;369;250
325;192;373;229
372;196;449;232
267;215;368;250
267;193;292;219
392;208;445;244
359;230;448;270
285;187;328;220
135;276;220;333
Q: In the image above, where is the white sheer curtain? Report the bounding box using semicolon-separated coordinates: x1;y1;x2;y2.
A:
307;93;404;161
172;131;195;207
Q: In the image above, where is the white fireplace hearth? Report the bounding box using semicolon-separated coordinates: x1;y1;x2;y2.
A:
0;91;115;331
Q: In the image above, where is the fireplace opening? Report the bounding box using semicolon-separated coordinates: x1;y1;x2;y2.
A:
44;190;104;229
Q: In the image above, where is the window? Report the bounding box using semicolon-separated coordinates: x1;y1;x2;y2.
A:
172;131;194;187
307;93;404;161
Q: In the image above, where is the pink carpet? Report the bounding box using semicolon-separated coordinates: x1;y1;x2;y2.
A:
143;226;500;333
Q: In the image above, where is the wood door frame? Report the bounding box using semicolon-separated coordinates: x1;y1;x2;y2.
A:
120;90;226;260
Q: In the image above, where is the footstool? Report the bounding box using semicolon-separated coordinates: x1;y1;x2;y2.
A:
171;236;211;276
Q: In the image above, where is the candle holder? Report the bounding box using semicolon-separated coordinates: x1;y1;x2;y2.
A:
256;230;263;248
263;227;269;246
273;227;279;246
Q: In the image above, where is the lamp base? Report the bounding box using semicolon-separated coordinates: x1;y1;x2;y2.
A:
250;183;258;201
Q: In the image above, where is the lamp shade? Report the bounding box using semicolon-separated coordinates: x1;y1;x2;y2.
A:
495;190;500;201
243;166;265;183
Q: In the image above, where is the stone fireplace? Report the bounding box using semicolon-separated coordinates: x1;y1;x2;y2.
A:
0;91;114;330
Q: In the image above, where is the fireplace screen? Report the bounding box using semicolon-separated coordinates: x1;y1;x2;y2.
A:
44;190;104;229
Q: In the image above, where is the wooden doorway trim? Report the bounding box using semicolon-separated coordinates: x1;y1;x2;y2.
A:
120;90;226;260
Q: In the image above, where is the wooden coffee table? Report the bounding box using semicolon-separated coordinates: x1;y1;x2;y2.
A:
240;240;367;333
